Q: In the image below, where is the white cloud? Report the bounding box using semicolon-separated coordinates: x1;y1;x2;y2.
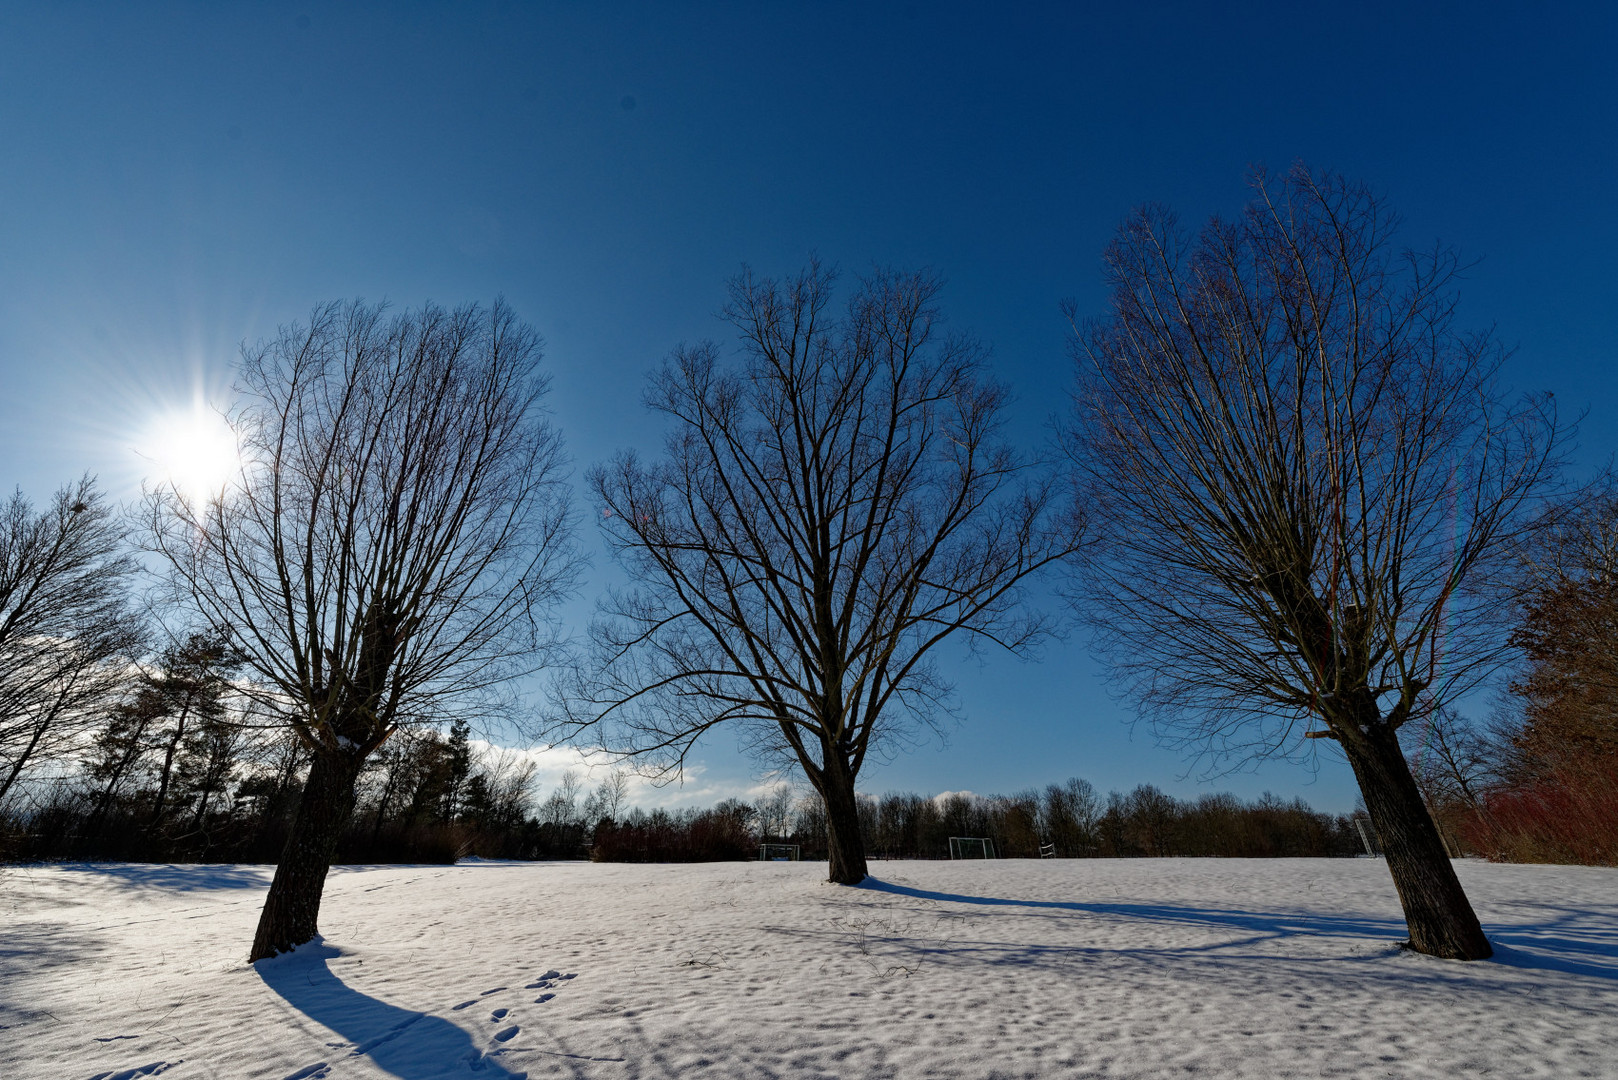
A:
467;741;783;811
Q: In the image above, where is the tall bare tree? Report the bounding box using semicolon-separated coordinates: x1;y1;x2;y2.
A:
1067;166;1559;959
1403;707;1502;816
582;767;632;827
568;263;1079;884
1;476;143;805
145;299;578;961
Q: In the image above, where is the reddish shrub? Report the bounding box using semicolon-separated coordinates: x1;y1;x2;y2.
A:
1462;769;1618;866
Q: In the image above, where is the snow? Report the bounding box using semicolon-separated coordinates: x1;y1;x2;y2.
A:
2;858;1615;1079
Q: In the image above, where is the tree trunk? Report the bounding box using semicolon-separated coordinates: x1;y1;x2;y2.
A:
89;714;152;829
370;750;401;842
249;750;362;963
191;772;219;833
820;753;868;885
0;716;51;805
149;695;193;828
1341;724;1493;960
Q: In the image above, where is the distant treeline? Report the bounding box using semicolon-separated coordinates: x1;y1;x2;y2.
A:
2;642;1370;866
6;714;1373;863
1;718;584;865
591;780;1367;863
7;650;1613;868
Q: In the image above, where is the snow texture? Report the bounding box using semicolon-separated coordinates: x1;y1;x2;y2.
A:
2;858;1615;1078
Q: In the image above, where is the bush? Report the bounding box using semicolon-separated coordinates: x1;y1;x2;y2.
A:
1461;769;1618;866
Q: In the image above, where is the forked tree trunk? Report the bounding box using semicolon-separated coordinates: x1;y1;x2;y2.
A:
820;754;868;885
249;750;363;963
1341;723;1493;960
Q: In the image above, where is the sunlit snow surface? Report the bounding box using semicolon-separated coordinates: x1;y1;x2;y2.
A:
3;858;1615;1079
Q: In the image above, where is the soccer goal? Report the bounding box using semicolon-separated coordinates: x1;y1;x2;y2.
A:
759;843;801;862
948;836;996;860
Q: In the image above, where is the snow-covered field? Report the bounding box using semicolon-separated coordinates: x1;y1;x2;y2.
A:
3;858;1615;1080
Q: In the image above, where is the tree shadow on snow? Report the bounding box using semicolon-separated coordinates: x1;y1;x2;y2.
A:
257;939;524;1080
1483;901;1618;980
1486;939;1618;980
858;878;1618;981
0;925;105;1036
61;862;273;893
859;878;1404;939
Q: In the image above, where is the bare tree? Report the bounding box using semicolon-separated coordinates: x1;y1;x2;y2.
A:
756;783;797;842
1042;776;1100;856
0;477;143;805
538;768;583;826
567;263;1079;884
144;299;578;961
465;747;540;830
1403;708;1502;814
582;767;632;826
1067;165;1559;959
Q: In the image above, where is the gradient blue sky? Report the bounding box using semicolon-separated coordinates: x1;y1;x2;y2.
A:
3;3;1614;811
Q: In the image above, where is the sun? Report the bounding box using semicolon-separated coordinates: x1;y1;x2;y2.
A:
139;403;242;503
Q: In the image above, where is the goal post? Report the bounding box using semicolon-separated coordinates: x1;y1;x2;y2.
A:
948;836;996;860
758;843;801;862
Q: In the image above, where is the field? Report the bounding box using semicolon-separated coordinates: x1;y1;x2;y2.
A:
3;858;1615;1079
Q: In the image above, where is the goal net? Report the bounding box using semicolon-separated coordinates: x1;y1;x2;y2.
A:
758;843;801;862
948;836;996;860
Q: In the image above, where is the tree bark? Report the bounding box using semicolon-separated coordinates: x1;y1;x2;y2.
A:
819;753;868;885
249;750;362;963
1341;723;1493;960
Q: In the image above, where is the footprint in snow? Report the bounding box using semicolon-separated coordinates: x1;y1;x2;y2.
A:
493;1025;520;1043
457;987;511;1011
525;971;578;990
530;970;576;1003
490;1008;509;1020
453;986;508;1011
88;1062;183;1080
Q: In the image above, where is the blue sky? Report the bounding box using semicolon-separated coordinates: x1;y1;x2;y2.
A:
2;3;1614;811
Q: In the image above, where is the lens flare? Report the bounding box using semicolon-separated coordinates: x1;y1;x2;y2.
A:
138;403;240;503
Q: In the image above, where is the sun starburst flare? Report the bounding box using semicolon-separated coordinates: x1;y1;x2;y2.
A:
137;403;241;504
